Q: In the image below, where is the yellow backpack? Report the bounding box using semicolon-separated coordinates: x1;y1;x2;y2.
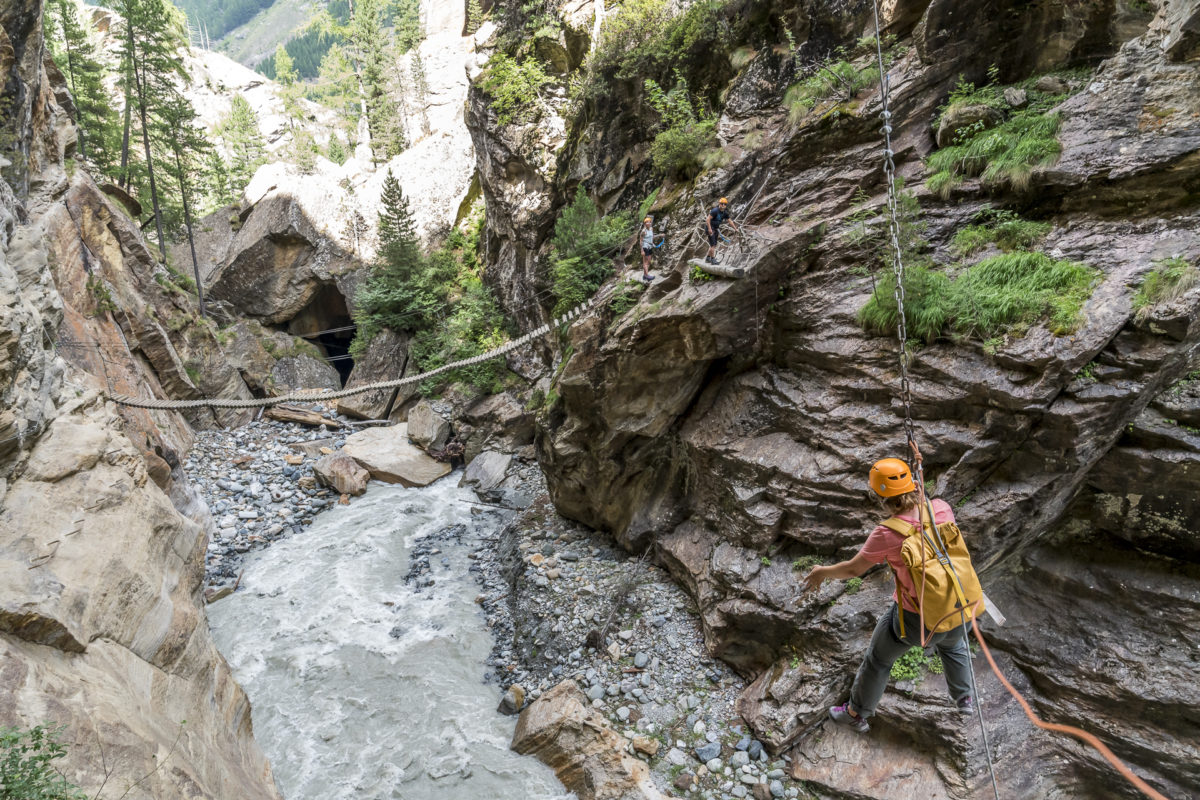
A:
881;500;985;640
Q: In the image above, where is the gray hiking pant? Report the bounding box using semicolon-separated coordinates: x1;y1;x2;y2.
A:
849;603;973;718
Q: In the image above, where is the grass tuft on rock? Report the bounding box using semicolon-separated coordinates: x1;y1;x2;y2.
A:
952;210;1052;256
926;112;1062;198
1132;256;1199;322
860;251;1096;342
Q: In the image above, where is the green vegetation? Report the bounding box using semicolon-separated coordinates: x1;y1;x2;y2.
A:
46;0;120;176
549;187;633;317
212;95;266;204
0;725;85;800
791;555;821;571
845;577;863;594
609;281;645;318
925;73;1076;198
354;178;508;393
951;210;1052;256
760;556;772;566
1132;256;1199;322
580;0;731;103
889;647;941;682
785;58;880;123
690;263;715;283
860;251;1096;343
86;276;117;316
644;72;716;178
479;53;552;125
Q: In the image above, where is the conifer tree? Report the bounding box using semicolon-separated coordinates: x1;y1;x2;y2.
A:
272;42;306;129
410;49;430;137
214;94;266;200
377;168;419;262
47;0;119;175
156;89;213;316
115;0;189;260
347;0;405;163
466;0;484;35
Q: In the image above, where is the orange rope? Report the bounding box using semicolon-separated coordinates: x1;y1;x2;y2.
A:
968;611;1171;800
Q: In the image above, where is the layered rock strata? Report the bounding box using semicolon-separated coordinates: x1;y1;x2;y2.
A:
471;1;1200;797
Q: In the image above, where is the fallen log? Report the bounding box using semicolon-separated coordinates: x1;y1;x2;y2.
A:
689;258;744;279
265;404;343;428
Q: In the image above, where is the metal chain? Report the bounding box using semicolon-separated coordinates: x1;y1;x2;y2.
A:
870;5;999;799
869;5;917;454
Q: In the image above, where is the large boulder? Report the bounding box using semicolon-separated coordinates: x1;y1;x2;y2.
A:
0;407;281;800
337;329;414;419
459;449;511;492
935;103;1004;148
407;399;452;450
340;424;451;486
512;680;669;800
313;452;370;496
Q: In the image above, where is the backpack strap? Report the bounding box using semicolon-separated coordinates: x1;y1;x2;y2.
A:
880;517;920;639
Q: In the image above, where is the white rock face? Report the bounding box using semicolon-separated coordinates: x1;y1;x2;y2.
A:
183;48;343;156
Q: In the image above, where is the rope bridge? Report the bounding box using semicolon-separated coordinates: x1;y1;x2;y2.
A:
104;296;597;411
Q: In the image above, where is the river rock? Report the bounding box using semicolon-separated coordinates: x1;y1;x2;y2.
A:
407;399;452;450
459;450;512;492
512;681;669;800
340;424;451;486
313;453;370;496
498;684;526;716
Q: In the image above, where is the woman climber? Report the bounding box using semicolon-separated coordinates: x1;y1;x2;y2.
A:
640;216;661;283
801;458;975;733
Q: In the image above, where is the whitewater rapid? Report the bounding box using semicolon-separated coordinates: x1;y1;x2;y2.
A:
208;477;570;800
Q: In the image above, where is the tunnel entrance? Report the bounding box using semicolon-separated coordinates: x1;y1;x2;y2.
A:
285;284;356;386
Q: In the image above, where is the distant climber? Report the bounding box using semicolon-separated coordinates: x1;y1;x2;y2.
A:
640;216;661;283
704;197;738;264
801;458;983;733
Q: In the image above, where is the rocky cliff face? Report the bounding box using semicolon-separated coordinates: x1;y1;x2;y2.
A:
0;1;280;796
471;0;1200;797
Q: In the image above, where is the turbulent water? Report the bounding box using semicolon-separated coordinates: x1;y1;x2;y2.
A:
208;478;570;800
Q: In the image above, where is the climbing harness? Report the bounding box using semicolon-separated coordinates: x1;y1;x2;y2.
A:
867;3;1169;798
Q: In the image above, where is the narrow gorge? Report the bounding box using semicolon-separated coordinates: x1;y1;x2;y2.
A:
2;0;1198;799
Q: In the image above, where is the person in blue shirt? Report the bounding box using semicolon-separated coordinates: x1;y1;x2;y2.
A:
705;197;737;264
640;216;661;283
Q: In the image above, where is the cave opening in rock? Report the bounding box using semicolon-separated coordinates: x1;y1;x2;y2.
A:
286;284;356;386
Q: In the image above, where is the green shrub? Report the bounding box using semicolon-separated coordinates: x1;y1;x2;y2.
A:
952;210;1052;256
479;53;552;125
549;187;632;316
645;73;718;179
409;273;509;395
926;112;1062;198
1132;257;1199;322
86;275;117;316
609;281;645;317
844;577;863;594
860;251;1095;342
889;647;939;682
0;726;84;800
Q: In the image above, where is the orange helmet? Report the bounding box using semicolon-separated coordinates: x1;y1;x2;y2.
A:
718;197;729;205
644;216;652;224
868;458;916;497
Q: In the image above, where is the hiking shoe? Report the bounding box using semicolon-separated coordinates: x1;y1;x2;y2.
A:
643;274;655;283
828;704;869;733
957;697;975;715
705;257;717;265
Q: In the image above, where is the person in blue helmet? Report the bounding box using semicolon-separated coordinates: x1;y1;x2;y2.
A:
704;197;737;264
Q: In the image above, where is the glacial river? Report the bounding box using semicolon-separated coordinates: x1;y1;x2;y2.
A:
208;478;571;800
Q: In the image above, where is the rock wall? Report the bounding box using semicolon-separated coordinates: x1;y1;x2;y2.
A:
0;1;280;796
471;1;1200;797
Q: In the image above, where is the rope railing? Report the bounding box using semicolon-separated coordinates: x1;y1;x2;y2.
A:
105;295;599;411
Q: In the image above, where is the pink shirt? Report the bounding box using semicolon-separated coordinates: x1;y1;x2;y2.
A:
857;499;955;613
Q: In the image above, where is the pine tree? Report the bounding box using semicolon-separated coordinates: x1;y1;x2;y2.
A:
215;94;266;201
466;0;484;35
272;42;305;129
156;88;213;316
377;168;419;260
392;0;421;54
410;48;430;137
115;0;189;261
47;0;119;176
347;0;405;163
